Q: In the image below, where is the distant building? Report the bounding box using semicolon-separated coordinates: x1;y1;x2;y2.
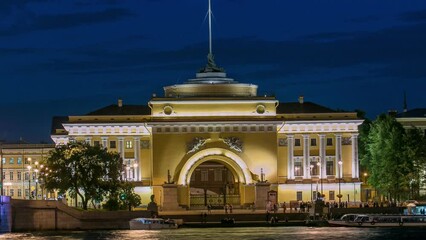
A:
0;142;55;200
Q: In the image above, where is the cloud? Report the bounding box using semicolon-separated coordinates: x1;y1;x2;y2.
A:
399;9;426;22
0;8;135;37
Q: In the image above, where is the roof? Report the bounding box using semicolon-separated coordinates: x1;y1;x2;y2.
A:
86;104;151;116
51;116;69;135
277;102;337;114
396;108;426;118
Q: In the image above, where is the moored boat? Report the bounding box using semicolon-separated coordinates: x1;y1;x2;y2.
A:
129;217;179;230
328;214;426;227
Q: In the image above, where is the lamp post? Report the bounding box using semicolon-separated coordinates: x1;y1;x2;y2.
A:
337;160;343;206
27;165;32;199
35;161;39;200
310;164;314;202
317;160;322;198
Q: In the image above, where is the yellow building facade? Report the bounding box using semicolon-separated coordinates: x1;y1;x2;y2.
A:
0;143;55;200
51;59;363;209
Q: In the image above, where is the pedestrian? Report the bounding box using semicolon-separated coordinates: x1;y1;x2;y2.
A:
283;202;286;213
224;204;228;214
229;204;233;214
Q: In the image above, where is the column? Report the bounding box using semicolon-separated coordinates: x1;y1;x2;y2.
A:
319;134;326;178
118;137;125;160
133;137;140;181
303;135;310;179
85;137;92;145
287;135;294;180
335;134;342;178
101;137;108;149
351;133;359;178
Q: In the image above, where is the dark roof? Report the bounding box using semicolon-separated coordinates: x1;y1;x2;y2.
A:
51;116;69;135
277;102;337;114
86;104;151;116
396;108;426;118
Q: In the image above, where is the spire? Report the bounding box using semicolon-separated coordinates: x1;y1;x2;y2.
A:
403;91;408;112
200;0;224;73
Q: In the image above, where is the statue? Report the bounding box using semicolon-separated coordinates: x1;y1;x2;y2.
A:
147;195;159;218
199;53;224;73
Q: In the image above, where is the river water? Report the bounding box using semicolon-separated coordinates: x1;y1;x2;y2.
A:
1;227;425;240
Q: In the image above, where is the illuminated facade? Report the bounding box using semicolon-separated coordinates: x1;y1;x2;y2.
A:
0;142;55;200
51;62;363;209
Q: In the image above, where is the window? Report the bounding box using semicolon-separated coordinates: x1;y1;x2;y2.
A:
2;171;4;180
10;189;14;197
297;191;303;201
17;157;22;164
32;172;36;180
326;138;333;146
214;169;222;182
25;189;29;197
310;160;319;176
94;141;100;146
9;158;14;164
1;158;5;164
329;191;335;201
201;170;208;181
24;158;29;164
294;159;303;176
294;139;301;146
190;172;196;181
9;171;13;180
25;172;29;181
311;138;317;146
17;171;21;181
326;158;334;176
126;141;133;149
18;189;22;197
110;141;116;149
313;191;317;200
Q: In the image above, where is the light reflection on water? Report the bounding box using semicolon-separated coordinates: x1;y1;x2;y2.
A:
1;227;426;240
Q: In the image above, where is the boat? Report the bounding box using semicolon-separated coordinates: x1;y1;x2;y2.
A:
328;214;426;227
129;217;179;230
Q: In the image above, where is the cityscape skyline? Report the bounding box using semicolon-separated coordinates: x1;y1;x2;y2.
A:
1;0;426;143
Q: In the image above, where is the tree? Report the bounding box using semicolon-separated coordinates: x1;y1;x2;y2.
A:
362;114;412;201
119;181;142;211
404;128;426;199
41;142;122;210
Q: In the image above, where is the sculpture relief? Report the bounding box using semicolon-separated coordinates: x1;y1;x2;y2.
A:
187;137;207;154
223;137;243;153
342;137;352;145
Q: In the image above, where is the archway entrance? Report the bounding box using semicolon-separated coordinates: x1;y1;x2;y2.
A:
189;161;240;208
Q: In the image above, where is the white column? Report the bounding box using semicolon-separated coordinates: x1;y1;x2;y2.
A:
287;135;294;180
85;137;92;145
351;133;359;178
101;137;108;149
319;134;326;179
335;134;342;178
118;137;125;160
134;137;140;181
303;135;310;179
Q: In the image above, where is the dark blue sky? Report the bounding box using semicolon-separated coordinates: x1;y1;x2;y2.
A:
1;0;426;143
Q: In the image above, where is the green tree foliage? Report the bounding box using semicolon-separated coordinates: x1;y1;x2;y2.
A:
404;128;426;199
119;181;142;211
41;142;122;210
361;114;414;201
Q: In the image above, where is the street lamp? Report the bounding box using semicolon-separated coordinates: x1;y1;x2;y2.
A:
317;160;323;198
310;164;314;202
337;160;343;206
27;165;32;199
35;161;39;200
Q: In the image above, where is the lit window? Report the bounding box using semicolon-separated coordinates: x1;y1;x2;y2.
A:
294;159;303;176
297;191;303;201
326;158;334;176
126;141;133;149
18;189;22;197
17;157;22;164
25;172;29;181
17;172;21;181
329;191;335;201
9;158;14;164
1;158;5;164
10;189;14;197
9;171;13;180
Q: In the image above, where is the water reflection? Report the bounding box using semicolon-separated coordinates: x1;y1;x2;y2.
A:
1;227;426;240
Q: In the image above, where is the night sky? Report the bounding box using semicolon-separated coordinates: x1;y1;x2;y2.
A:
1;0;426;143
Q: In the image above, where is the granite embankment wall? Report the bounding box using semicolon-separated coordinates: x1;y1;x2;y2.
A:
11;199;150;231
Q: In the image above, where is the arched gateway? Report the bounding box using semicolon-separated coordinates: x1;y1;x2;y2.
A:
176;148;253;207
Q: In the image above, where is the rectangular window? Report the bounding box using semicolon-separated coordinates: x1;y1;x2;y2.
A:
18;189;22;197
9;171;13;180
294;160;303;176
214;169;222;182
310;160;319;176
201;170;208;181
17;157;22;164
327;138;333;146
94;141;100;146
297;191;303;201
125;141;133;149
32;172;36;180
190;172;196;181
2;171;4;180
326;158;334;176
311;138;317;146
313;191;317;200
9;158;14;164
25;189;29;197
17;171;21;181
1;158;5;164
24;158;29;164
329;191;335;201
294;139;301;146
110;141;116;148
10;189;14;197
25;172;29;181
